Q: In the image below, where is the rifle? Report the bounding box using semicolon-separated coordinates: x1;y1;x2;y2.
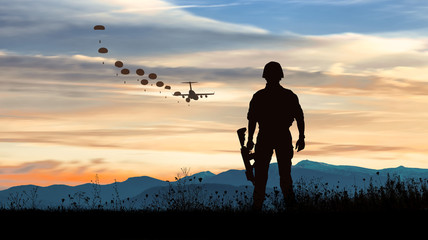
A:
237;127;255;185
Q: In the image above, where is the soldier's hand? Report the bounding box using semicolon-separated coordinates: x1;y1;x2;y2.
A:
247;140;254;151
295;138;305;152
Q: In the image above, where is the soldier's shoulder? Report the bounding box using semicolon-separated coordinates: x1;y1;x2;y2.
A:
281;87;297;96
253;88;267;97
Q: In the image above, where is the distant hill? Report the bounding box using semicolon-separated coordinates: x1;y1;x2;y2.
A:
192;160;428;189
0;176;168;208
291;160;428;189
1;160;427;208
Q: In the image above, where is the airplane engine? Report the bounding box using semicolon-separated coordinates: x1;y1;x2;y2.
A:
186;98;190;103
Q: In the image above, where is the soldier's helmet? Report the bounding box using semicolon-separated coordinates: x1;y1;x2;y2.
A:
262;61;284;80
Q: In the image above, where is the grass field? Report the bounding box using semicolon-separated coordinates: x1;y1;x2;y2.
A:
2;174;427;238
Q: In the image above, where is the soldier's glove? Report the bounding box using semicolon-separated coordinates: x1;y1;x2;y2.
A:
247;139;254;151
295;138;305;152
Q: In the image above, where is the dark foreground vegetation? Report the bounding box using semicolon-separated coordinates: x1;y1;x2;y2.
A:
2;207;426;239
2;174;428;238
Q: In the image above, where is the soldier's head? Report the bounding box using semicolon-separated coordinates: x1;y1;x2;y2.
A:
262;61;284;83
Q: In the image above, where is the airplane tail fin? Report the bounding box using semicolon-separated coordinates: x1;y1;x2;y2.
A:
181;81;198;90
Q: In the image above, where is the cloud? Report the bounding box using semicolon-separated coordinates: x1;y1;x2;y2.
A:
2;50;427;116
3;49;428;143
3;49;428;103
91;158;106;164
376;1;428;22
141;32;428;83
4;0;427;84
0;158;138;188
0;160;62;174
0;0;271;57
0;119;237;152
279;0;379;5
324;144;405;152
113;2;243;12
299;142;409;158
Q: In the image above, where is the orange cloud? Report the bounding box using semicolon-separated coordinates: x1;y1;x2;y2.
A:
0;159;141;189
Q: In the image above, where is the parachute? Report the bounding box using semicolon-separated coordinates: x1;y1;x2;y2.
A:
121;68;130;75
98;47;108;54
156;81;164;87
114;61;124;68
140;79;149;85
136;69;145;76
164;85;171;90
94;25;105;30
148;73;157;80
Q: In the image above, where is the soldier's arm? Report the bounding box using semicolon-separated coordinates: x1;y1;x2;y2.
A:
248;119;256;142
294;94;305;151
294;94;305;137
296;111;305;140
247;96;257;150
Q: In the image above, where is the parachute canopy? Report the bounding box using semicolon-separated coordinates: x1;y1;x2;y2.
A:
114;61;123;68
148;73;157;80
98;47;108;54
173;91;181;96
136;69;145;76
121;69;130;75
94;25;105;30
156;81;164;87
164;85;171;90
140;79;148;85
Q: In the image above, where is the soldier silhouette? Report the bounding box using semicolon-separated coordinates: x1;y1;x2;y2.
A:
247;61;305;211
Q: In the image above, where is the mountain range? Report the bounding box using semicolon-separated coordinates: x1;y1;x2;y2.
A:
1;160;428;209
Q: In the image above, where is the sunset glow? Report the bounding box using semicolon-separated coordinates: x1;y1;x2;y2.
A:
1;0;428;189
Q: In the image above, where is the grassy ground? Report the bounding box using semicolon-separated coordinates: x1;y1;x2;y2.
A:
2;208;427;239
2;174;428;239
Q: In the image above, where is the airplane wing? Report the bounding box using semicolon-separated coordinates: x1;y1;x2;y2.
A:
197;93;215;96
173;91;188;97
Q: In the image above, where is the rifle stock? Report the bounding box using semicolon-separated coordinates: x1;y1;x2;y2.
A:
237;128;255;185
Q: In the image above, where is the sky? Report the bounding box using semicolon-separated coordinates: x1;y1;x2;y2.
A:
1;0;428;189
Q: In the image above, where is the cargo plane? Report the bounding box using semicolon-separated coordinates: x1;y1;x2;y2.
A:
173;82;215;103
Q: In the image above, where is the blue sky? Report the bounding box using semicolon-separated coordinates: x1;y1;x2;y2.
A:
168;0;428;34
2;0;428;57
1;0;428;188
